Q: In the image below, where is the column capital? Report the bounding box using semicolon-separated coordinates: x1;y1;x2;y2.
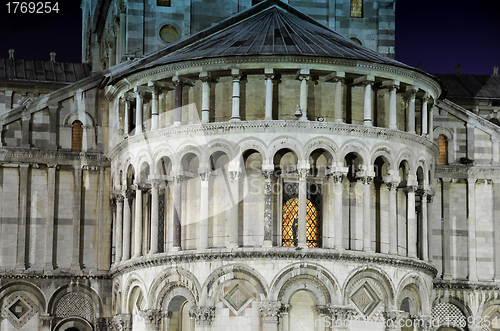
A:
386;182;400;191
382;79;400;89
298;167;309;178
39;315;54;326
113;314;132;331
331;172;346;183
258;301;283;323
353;75;375;86
147;82;163;96
324;71;345;83
231;68;243;81
172;74;194;86
264;67;275;80
405;86;418;98
330;305;355;321
47;163;59;169
139;309;161;328
384;309;404;329
360;176;373;185
200;172;210;182
199;71;213;83
190;306;215;326
133;86;147;98
149;179;162;189
295;68;310;81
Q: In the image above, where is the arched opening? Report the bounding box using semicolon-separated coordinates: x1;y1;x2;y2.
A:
374;156;390;253
344;152;364;250
416;167;425;259
156;156;172;253
350;0;363;18
167;296;192;331
288;290;317;331
71;120;83;152
180;153;200;250
437;135;448;165
243;150;263;246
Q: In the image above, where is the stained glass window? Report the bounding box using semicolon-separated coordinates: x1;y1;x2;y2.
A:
350;0;363;18
282;198;319;248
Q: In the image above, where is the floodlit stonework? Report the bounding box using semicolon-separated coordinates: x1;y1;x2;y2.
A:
0;1;499;331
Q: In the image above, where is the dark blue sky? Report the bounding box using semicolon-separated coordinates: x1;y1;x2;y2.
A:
1;0;498;75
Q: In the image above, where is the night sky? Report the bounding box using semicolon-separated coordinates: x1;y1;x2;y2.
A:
0;0;498;75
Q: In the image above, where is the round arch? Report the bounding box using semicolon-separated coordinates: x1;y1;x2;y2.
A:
148;267;201;310
342;266;395;308
53;317;93;331
200;264;269;306
267;136;304;162
48;282;103;318
0;281;46;314
303;137;339;165
270;263;340;305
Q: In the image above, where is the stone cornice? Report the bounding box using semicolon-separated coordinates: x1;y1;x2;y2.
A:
109;247;438;278
435;165;500;178
107;55;442;101
109;120;438;159
433;279;500;291
0;271;110;280
0;148;110;166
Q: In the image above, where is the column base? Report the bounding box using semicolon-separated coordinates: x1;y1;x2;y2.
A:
297;242;308;248
173;121;181;127
334;119;344;123
227;243;239;249
442;273;453;280
171;246;182;251
335;246;345;251
229;117;241;122
262;240;272;248
388;125;398;130
363;120;372;126
70;263;81;272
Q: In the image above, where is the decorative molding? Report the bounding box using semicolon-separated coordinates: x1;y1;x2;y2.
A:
109;248;438;278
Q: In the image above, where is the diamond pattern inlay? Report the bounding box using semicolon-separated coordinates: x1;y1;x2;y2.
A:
2;291;38;329
222;284;253;316
350;282;381;316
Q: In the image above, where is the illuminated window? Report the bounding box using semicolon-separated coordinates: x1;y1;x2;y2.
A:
157;0;171;6
437;134;448;165
282;198;320;248
350;37;362;45
350;0;363;18
159;25;179;43
71;120;83;152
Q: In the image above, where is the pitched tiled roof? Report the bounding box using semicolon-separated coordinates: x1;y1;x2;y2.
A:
0;58;92;83
436;74;500;100
147;1;409;68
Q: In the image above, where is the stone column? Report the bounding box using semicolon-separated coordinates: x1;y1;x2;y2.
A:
420;190;429;261
363;81;374;126
407;185;417;258
122;191;132;260
333;75;345;123
16;164;29;270
333;172;346;250
387;182;398;255
467;178;477;281
427;194;434;262
421;96;428;136
298;166;309;248
200;71;211;123
70;165;83;271
115;194;123;263
263;169;274;247
173;77;183;126
492;137;500;165
123;97;130;136
466;123;475;161
228;170;240;248
442;179;452;280
259;301;282;331
388;83;399;130
133;183;143;258
21;113;31;148
150;180;160;254
362;176;373;252
150;85;160;131
264;68;274;120
190;306;215;330
297;69;310;121
407;88;417;134
199;173;209;250
429;106;435;141
231;69;242;121
44;164;57;270
119;9;126;59
48;105;58;150
134;88;144;134
172;176;183;251
493;179;500;281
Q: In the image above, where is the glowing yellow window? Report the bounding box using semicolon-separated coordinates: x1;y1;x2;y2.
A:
351;0;363;18
282;198;319;248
